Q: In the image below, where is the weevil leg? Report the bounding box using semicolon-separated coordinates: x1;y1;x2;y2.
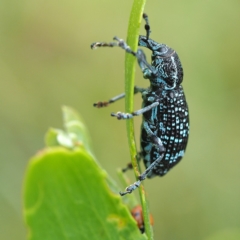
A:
136;49;156;78
93;86;146;108
93;92;125;108
111;102;159;120
112;37;156;76
90;41;119;49
122;152;143;172
91;36;156;78
122;162;133;172
120;121;165;196
120;153;164;196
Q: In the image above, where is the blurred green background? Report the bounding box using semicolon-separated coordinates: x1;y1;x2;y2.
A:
1;0;240;239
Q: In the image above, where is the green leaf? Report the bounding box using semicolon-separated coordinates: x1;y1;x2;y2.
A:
62;105;92;153
45;106;92;153
23;147;147;240
45;128;72;148
24;106;146;239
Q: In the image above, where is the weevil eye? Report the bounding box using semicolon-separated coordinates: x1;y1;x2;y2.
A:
158;47;167;54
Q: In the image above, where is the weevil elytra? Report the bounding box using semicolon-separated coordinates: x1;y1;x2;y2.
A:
91;13;189;196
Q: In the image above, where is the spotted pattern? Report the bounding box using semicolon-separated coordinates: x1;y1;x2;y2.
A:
134;33;190;178
141;85;189;177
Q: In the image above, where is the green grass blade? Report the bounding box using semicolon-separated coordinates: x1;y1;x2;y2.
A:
124;0;154;239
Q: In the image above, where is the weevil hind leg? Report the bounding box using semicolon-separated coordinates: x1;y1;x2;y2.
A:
120;122;166;195
120;153;164;196
121;152;143;172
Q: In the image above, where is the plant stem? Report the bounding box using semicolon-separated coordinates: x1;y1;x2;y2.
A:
125;0;153;239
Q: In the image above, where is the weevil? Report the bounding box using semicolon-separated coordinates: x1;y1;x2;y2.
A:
91;13;189;195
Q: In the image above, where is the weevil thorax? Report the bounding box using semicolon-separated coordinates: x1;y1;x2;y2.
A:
150;44;183;90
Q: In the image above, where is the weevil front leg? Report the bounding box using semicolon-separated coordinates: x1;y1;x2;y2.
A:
93;86;146;108
91;36;156;76
120;121;166;196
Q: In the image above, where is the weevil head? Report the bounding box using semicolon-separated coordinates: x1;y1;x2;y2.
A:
150;44;183;89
